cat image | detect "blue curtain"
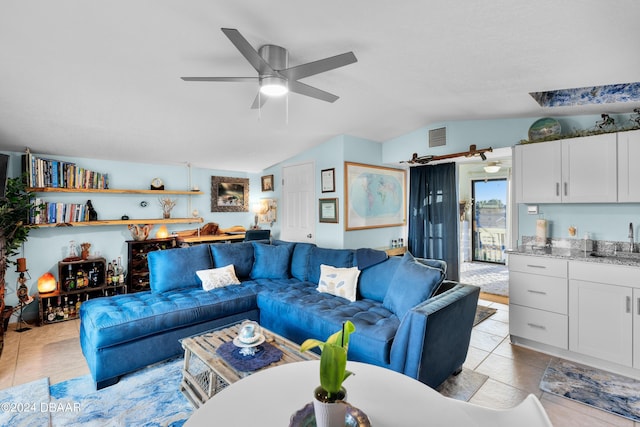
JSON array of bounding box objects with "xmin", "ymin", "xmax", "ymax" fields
[{"xmin": 408, "ymin": 163, "xmax": 459, "ymax": 281}]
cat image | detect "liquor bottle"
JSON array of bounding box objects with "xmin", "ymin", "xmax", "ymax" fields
[
  {"xmin": 76, "ymin": 269, "xmax": 87, "ymax": 289},
  {"xmin": 63, "ymin": 296, "xmax": 69, "ymax": 319},
  {"xmin": 46, "ymin": 299, "xmax": 55, "ymax": 322},
  {"xmin": 64, "ymin": 265, "xmax": 76, "ymax": 291},
  {"xmin": 106, "ymin": 262, "xmax": 114, "ymax": 284},
  {"xmin": 55, "ymin": 296, "xmax": 64, "ymax": 320},
  {"xmin": 111, "ymin": 259, "xmax": 118, "ymax": 285},
  {"xmin": 69, "ymin": 298, "xmax": 76, "ymax": 318},
  {"xmin": 117, "ymin": 256, "xmax": 125, "ymax": 285},
  {"xmin": 88, "ymin": 262, "xmax": 97, "ymax": 287}
]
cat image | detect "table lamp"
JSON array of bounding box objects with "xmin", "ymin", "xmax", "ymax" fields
[{"xmin": 37, "ymin": 272, "xmax": 57, "ymax": 294}]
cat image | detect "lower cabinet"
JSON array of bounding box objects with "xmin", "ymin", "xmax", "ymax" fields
[
  {"xmin": 508, "ymin": 254, "xmax": 568, "ymax": 349},
  {"xmin": 569, "ymin": 261, "xmax": 640, "ymax": 368}
]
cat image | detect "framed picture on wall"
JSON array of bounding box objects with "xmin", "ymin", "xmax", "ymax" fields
[
  {"xmin": 211, "ymin": 176, "xmax": 249, "ymax": 212},
  {"xmin": 261, "ymin": 174, "xmax": 274, "ymax": 192},
  {"xmin": 344, "ymin": 162, "xmax": 406, "ymax": 230},
  {"xmin": 321, "ymin": 168, "xmax": 335, "ymax": 193},
  {"xmin": 319, "ymin": 198, "xmax": 339, "ymax": 223}
]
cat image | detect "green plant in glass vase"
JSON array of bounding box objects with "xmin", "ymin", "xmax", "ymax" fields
[{"xmin": 301, "ymin": 320, "xmax": 356, "ymax": 402}]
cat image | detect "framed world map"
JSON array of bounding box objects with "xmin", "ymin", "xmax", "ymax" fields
[{"xmin": 344, "ymin": 162, "xmax": 406, "ymax": 230}]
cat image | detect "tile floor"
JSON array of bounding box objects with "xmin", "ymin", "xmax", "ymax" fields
[{"xmin": 0, "ymin": 302, "xmax": 637, "ymax": 426}]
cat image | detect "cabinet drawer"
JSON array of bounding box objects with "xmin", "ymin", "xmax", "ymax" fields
[
  {"xmin": 509, "ymin": 254, "xmax": 567, "ymax": 278},
  {"xmin": 509, "ymin": 304, "xmax": 568, "ymax": 349},
  {"xmin": 569, "ymin": 261, "xmax": 640, "ymax": 287},
  {"xmin": 509, "ymin": 271, "xmax": 567, "ymax": 314}
]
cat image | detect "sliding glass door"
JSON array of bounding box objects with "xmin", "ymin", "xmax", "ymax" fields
[{"xmin": 472, "ymin": 178, "xmax": 507, "ymax": 264}]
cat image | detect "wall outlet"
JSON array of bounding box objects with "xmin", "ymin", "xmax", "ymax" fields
[{"xmin": 527, "ymin": 205, "xmax": 539, "ymax": 215}]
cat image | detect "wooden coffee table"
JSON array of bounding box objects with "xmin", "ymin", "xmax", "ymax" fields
[{"xmin": 179, "ymin": 321, "xmax": 319, "ymax": 408}]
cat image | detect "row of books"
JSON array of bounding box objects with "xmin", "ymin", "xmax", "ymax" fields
[
  {"xmin": 22, "ymin": 152, "xmax": 109, "ymax": 189},
  {"xmin": 31, "ymin": 200, "xmax": 91, "ymax": 224}
]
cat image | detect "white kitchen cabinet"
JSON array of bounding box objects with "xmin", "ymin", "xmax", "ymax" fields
[
  {"xmin": 509, "ymin": 254, "xmax": 568, "ymax": 349},
  {"xmin": 569, "ymin": 279, "xmax": 632, "ymax": 366},
  {"xmin": 568, "ymin": 261, "xmax": 640, "ymax": 368},
  {"xmin": 618, "ymin": 129, "xmax": 640, "ymax": 202},
  {"xmin": 514, "ymin": 139, "xmax": 562, "ymax": 203},
  {"xmin": 514, "ymin": 133, "xmax": 617, "ymax": 203}
]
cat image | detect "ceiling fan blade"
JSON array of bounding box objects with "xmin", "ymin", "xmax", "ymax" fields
[
  {"xmin": 288, "ymin": 80, "xmax": 339, "ymax": 103},
  {"xmin": 221, "ymin": 28, "xmax": 275, "ymax": 75},
  {"xmin": 280, "ymin": 52, "xmax": 357, "ymax": 80},
  {"xmin": 250, "ymin": 93, "xmax": 268, "ymax": 110},
  {"xmin": 181, "ymin": 77, "xmax": 258, "ymax": 82}
]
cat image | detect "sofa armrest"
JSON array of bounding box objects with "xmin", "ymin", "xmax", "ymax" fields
[{"xmin": 390, "ymin": 282, "xmax": 480, "ymax": 388}]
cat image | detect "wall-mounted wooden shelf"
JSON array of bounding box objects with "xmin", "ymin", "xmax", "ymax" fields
[
  {"xmin": 34, "ymin": 217, "xmax": 204, "ymax": 227},
  {"xmin": 27, "ymin": 187, "xmax": 203, "ymax": 195}
]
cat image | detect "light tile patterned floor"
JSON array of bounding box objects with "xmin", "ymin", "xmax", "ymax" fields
[{"xmin": 1, "ymin": 301, "xmax": 637, "ymax": 426}]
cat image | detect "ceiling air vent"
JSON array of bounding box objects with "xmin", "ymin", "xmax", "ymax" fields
[{"xmin": 429, "ymin": 127, "xmax": 446, "ymax": 148}]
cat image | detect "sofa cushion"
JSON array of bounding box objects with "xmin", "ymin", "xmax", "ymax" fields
[
  {"xmin": 81, "ymin": 285, "xmax": 261, "ymax": 349},
  {"xmin": 197, "ymin": 265, "xmax": 241, "ymax": 291},
  {"xmin": 257, "ymin": 283, "xmax": 399, "ymax": 366},
  {"xmin": 148, "ymin": 244, "xmax": 213, "ymax": 293},
  {"xmin": 308, "ymin": 247, "xmax": 355, "ymax": 284},
  {"xmin": 210, "ymin": 242, "xmax": 254, "ymax": 279},
  {"xmin": 250, "ymin": 242, "xmax": 293, "ymax": 280},
  {"xmin": 317, "ymin": 264, "xmax": 360, "ymax": 302},
  {"xmin": 383, "ymin": 252, "xmax": 445, "ymax": 318},
  {"xmin": 290, "ymin": 242, "xmax": 316, "ymax": 281},
  {"xmin": 354, "ymin": 248, "xmax": 388, "ymax": 270},
  {"xmin": 358, "ymin": 257, "xmax": 401, "ymax": 302}
]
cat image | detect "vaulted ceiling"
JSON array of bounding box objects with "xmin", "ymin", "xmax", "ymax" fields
[{"xmin": 1, "ymin": 0, "xmax": 639, "ymax": 172}]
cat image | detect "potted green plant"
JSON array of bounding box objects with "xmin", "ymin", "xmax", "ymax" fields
[
  {"xmin": 301, "ymin": 320, "xmax": 356, "ymax": 427},
  {"xmin": 0, "ymin": 176, "xmax": 40, "ymax": 355}
]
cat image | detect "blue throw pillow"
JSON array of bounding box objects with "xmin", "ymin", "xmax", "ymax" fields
[
  {"xmin": 382, "ymin": 252, "xmax": 445, "ymax": 318},
  {"xmin": 148, "ymin": 245, "xmax": 213, "ymax": 293},
  {"xmin": 250, "ymin": 242, "xmax": 293, "ymax": 279},
  {"xmin": 210, "ymin": 242, "xmax": 255, "ymax": 279},
  {"xmin": 290, "ymin": 242, "xmax": 316, "ymax": 281}
]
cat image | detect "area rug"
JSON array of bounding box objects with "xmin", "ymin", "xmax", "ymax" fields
[
  {"xmin": 0, "ymin": 357, "xmax": 193, "ymax": 427},
  {"xmin": 50, "ymin": 357, "xmax": 192, "ymax": 426},
  {"xmin": 0, "ymin": 377, "xmax": 50, "ymax": 427},
  {"xmin": 473, "ymin": 305, "xmax": 497, "ymax": 326},
  {"xmin": 540, "ymin": 359, "xmax": 640, "ymax": 422}
]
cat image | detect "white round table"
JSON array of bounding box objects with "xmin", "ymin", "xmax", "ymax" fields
[{"xmin": 184, "ymin": 360, "xmax": 552, "ymax": 427}]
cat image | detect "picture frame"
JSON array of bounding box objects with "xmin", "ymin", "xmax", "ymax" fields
[
  {"xmin": 344, "ymin": 162, "xmax": 406, "ymax": 230},
  {"xmin": 211, "ymin": 176, "xmax": 249, "ymax": 212},
  {"xmin": 321, "ymin": 168, "xmax": 335, "ymax": 193},
  {"xmin": 319, "ymin": 198, "xmax": 339, "ymax": 223},
  {"xmin": 261, "ymin": 174, "xmax": 274, "ymax": 192}
]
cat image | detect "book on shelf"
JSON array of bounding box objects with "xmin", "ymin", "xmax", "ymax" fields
[
  {"xmin": 31, "ymin": 200, "xmax": 90, "ymax": 225},
  {"xmin": 22, "ymin": 151, "xmax": 109, "ymax": 190}
]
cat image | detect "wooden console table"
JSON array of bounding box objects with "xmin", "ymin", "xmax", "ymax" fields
[{"xmin": 177, "ymin": 234, "xmax": 245, "ymax": 245}]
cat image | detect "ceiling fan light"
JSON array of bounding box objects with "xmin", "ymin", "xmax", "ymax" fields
[
  {"xmin": 260, "ymin": 76, "xmax": 288, "ymax": 97},
  {"xmin": 484, "ymin": 162, "xmax": 501, "ymax": 173}
]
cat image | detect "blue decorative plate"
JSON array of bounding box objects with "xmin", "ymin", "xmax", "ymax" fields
[
  {"xmin": 289, "ymin": 402, "xmax": 371, "ymax": 427},
  {"xmin": 528, "ymin": 117, "xmax": 561, "ymax": 141}
]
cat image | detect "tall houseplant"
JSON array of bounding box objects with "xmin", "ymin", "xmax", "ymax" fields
[
  {"xmin": 0, "ymin": 176, "xmax": 39, "ymax": 354},
  {"xmin": 301, "ymin": 321, "xmax": 356, "ymax": 427}
]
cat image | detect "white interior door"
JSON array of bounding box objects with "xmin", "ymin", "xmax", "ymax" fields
[{"xmin": 281, "ymin": 162, "xmax": 315, "ymax": 243}]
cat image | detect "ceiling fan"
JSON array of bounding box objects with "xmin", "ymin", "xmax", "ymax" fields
[{"xmin": 181, "ymin": 28, "xmax": 357, "ymax": 109}]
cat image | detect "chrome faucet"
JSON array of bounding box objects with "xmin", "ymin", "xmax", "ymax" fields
[{"xmin": 630, "ymin": 223, "xmax": 635, "ymax": 253}]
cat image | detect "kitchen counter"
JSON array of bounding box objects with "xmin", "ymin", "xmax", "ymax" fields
[{"xmin": 507, "ymin": 246, "xmax": 640, "ymax": 268}]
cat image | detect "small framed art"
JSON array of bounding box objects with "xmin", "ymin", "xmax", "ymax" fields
[
  {"xmin": 261, "ymin": 174, "xmax": 274, "ymax": 192},
  {"xmin": 321, "ymin": 168, "xmax": 335, "ymax": 193},
  {"xmin": 319, "ymin": 198, "xmax": 339, "ymax": 223}
]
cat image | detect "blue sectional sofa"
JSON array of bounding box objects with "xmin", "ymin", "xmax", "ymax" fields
[{"xmin": 79, "ymin": 241, "xmax": 480, "ymax": 390}]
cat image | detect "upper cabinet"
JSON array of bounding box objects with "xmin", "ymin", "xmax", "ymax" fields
[
  {"xmin": 618, "ymin": 129, "xmax": 640, "ymax": 202},
  {"xmin": 515, "ymin": 133, "xmax": 618, "ymax": 203}
]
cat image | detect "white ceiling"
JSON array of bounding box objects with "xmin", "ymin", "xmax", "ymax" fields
[{"xmin": 1, "ymin": 0, "xmax": 639, "ymax": 172}]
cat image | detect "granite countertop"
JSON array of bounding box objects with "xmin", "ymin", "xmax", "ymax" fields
[{"xmin": 506, "ymin": 246, "xmax": 640, "ymax": 268}]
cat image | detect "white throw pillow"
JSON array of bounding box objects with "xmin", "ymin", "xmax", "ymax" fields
[
  {"xmin": 196, "ymin": 264, "xmax": 241, "ymax": 291},
  {"xmin": 317, "ymin": 264, "xmax": 360, "ymax": 302}
]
